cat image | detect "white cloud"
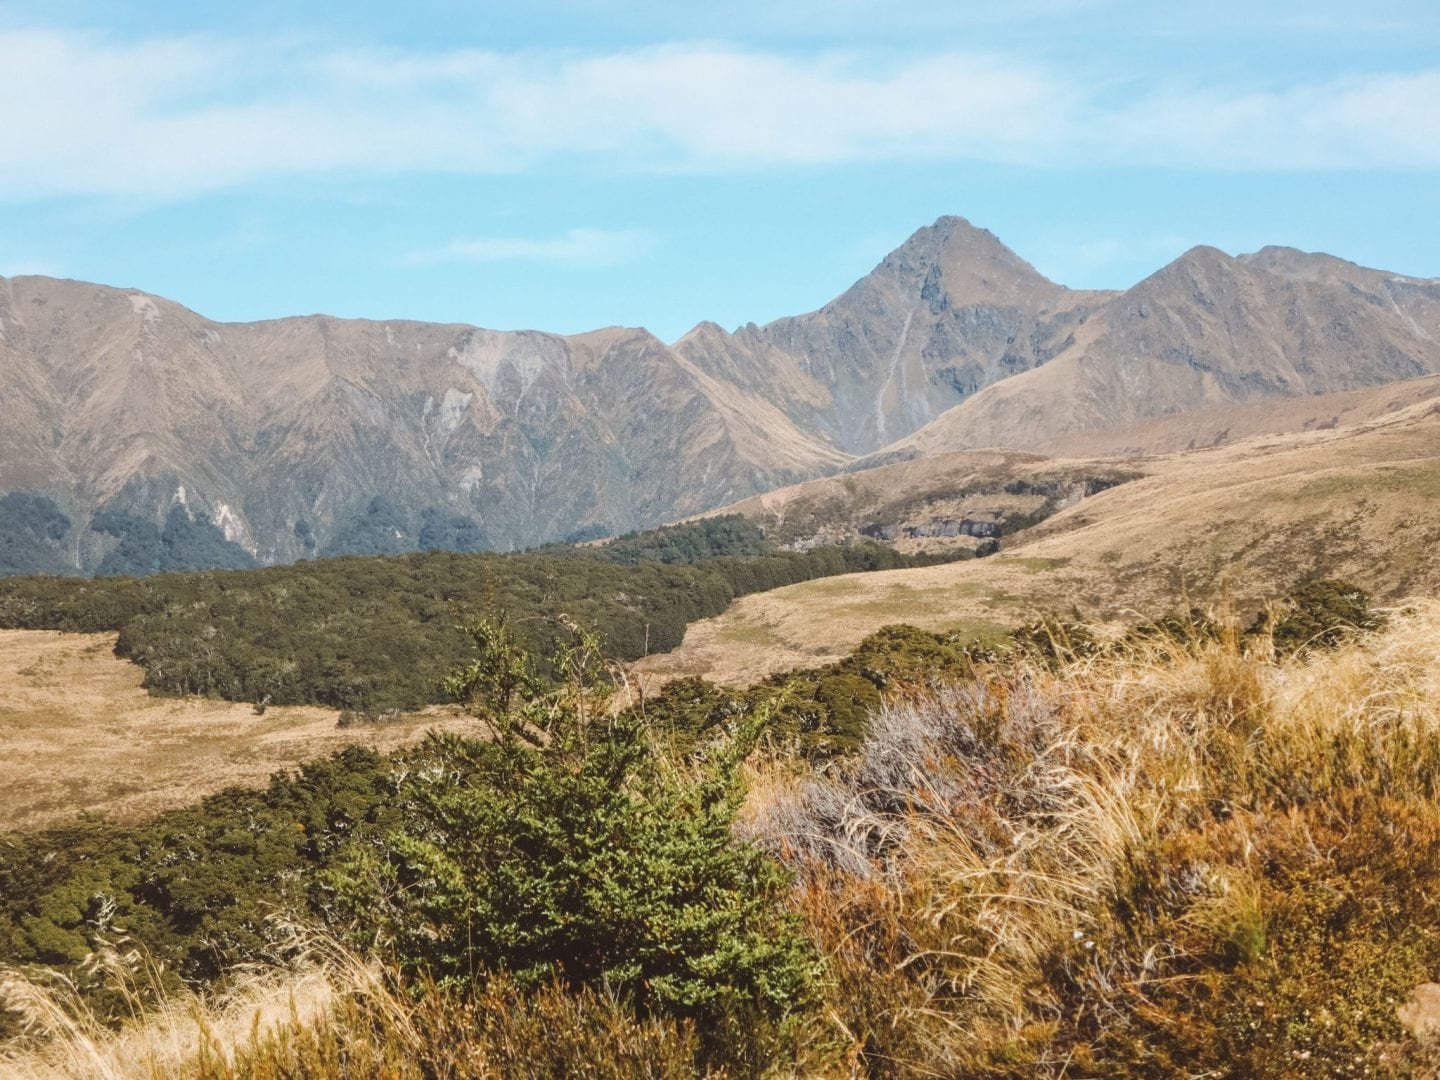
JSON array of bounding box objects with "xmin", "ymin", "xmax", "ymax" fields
[
  {"xmin": 405, "ymin": 228, "xmax": 656, "ymax": 267},
  {"xmin": 0, "ymin": 29, "xmax": 1438, "ymax": 201},
  {"xmin": 1105, "ymin": 71, "xmax": 1440, "ymax": 171}
]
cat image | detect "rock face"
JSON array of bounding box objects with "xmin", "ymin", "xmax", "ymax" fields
[
  {"xmin": 0, "ymin": 282, "xmax": 846, "ymax": 568},
  {"xmin": 3, "ymin": 217, "xmax": 1440, "ymax": 572},
  {"xmin": 695, "ymin": 449, "xmax": 1140, "ymax": 557},
  {"xmin": 678, "ymin": 216, "xmax": 1112, "ymax": 454},
  {"xmin": 876, "ymin": 244, "xmax": 1440, "ymax": 462}
]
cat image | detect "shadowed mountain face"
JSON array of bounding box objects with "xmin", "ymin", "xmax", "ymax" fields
[
  {"xmin": 0, "ymin": 282, "xmax": 846, "ymax": 570},
  {"xmin": 2, "ymin": 216, "xmax": 1439, "ymax": 572}
]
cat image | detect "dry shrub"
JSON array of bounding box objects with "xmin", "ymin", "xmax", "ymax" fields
[
  {"xmin": 0, "ymin": 941, "xmax": 334, "ymax": 1080},
  {"xmin": 746, "ymin": 600, "xmax": 1440, "ymax": 1077},
  {"xmin": 0, "ymin": 939, "xmax": 758, "ymax": 1079},
  {"xmin": 217, "ymin": 975, "xmax": 719, "ymax": 1079},
  {"xmin": 2, "ymin": 925, "xmax": 825, "ymax": 1079}
]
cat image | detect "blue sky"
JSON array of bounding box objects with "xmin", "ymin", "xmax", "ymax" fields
[{"xmin": 1, "ymin": 1, "xmax": 1438, "ymax": 341}]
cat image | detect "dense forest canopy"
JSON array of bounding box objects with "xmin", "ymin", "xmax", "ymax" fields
[{"xmin": 0, "ymin": 516, "xmax": 972, "ymax": 711}]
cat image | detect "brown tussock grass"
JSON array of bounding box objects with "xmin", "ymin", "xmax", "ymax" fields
[
  {"xmin": 10, "ymin": 603, "xmax": 1440, "ymax": 1076},
  {"xmin": 0, "ymin": 934, "xmax": 339, "ymax": 1079},
  {"xmin": 644, "ymin": 408, "xmax": 1440, "ymax": 688},
  {"xmin": 0, "ymin": 929, "xmax": 778, "ymax": 1080},
  {"xmin": 743, "ymin": 598, "xmax": 1440, "ymax": 1075}
]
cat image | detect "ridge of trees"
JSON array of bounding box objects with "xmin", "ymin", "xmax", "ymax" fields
[{"xmin": 0, "ymin": 516, "xmax": 970, "ymax": 711}]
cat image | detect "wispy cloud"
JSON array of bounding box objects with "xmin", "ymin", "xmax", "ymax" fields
[
  {"xmin": 1, "ymin": 29, "xmax": 1438, "ymax": 202},
  {"xmin": 404, "ymin": 228, "xmax": 656, "ymax": 267}
]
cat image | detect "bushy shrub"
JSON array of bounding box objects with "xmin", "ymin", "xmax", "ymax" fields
[
  {"xmin": 329, "ymin": 626, "xmax": 819, "ymax": 1034},
  {"xmin": 640, "ymin": 623, "xmax": 996, "ymax": 759},
  {"xmin": 332, "ymin": 729, "xmax": 817, "ymax": 1023},
  {"xmin": 1266, "ymin": 577, "xmax": 1381, "ymax": 654}
]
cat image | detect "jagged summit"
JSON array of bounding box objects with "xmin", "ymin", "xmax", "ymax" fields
[
  {"xmin": 674, "ymin": 320, "xmax": 731, "ymax": 346},
  {"xmin": 685, "ymin": 215, "xmax": 1106, "ymax": 455},
  {"xmin": 873, "ymin": 234, "xmax": 1440, "ymax": 462},
  {"xmin": 886, "ymin": 215, "xmax": 1065, "ymax": 307}
]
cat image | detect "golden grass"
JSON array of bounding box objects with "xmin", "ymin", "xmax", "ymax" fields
[
  {"xmin": 0, "ymin": 956, "xmax": 337, "ymax": 1080},
  {"xmin": 0, "ymin": 630, "xmax": 477, "ymax": 830},
  {"xmin": 738, "ymin": 598, "xmax": 1440, "ymax": 1075},
  {"xmin": 641, "ymin": 405, "xmax": 1440, "ymax": 688},
  {"xmin": 0, "ymin": 931, "xmax": 790, "ymax": 1080},
  {"xmin": 9, "ymin": 605, "xmax": 1440, "ymax": 1075},
  {"xmin": 1032, "ymin": 372, "xmax": 1440, "ymax": 459}
]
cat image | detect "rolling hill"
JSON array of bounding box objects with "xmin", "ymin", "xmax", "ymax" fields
[{"xmin": 640, "ymin": 389, "xmax": 1440, "ymax": 685}]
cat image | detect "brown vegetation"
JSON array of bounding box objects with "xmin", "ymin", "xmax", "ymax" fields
[
  {"xmin": 644, "ymin": 399, "xmax": 1440, "ymax": 685},
  {"xmin": 0, "ymin": 630, "xmax": 473, "ymax": 829},
  {"xmin": 8, "ymin": 600, "xmax": 1440, "ymax": 1075},
  {"xmin": 736, "ymin": 598, "xmax": 1440, "ymax": 1074}
]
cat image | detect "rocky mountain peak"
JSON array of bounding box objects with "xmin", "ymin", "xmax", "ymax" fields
[
  {"xmin": 1164, "ymin": 244, "xmax": 1236, "ymax": 272},
  {"xmin": 676, "ymin": 320, "xmax": 730, "ymax": 346},
  {"xmin": 1237, "ymin": 245, "xmax": 1396, "ymax": 286},
  {"xmin": 878, "ymin": 215, "xmax": 1062, "ymax": 310}
]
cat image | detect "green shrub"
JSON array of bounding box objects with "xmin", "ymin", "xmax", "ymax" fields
[
  {"xmin": 1266, "ymin": 578, "xmax": 1381, "ymax": 654},
  {"xmin": 329, "ymin": 628, "xmax": 818, "ymax": 1031},
  {"xmin": 640, "ymin": 623, "xmax": 996, "ymax": 759}
]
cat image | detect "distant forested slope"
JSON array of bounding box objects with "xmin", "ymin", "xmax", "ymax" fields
[{"xmin": 0, "ymin": 517, "xmax": 967, "ymax": 711}]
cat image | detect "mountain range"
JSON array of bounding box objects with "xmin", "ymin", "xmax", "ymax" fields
[{"xmin": 3, "ymin": 215, "xmax": 1439, "ymax": 574}]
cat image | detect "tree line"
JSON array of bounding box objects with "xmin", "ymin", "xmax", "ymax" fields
[{"xmin": 0, "ymin": 516, "xmax": 965, "ymax": 711}]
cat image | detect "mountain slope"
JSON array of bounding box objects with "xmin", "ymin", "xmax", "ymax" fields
[
  {"xmin": 694, "ymin": 449, "xmax": 1139, "ymax": 554},
  {"xmin": 678, "ymin": 216, "xmax": 1113, "ymax": 454},
  {"xmin": 0, "ymin": 277, "xmax": 846, "ymax": 567},
  {"xmin": 5, "ymin": 219, "xmax": 1440, "ymax": 572},
  {"xmin": 639, "ymin": 396, "xmax": 1440, "ymax": 684},
  {"xmin": 875, "ymin": 246, "xmax": 1440, "ymax": 461}
]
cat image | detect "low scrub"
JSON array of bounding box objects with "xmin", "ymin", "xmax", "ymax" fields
[
  {"xmin": 0, "ymin": 932, "xmax": 811, "ymax": 1079},
  {"xmin": 6, "ymin": 585, "xmax": 1439, "ymax": 1076},
  {"xmin": 744, "ymin": 598, "xmax": 1440, "ymax": 1075}
]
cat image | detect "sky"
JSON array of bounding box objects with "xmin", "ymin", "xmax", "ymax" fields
[{"xmin": 1, "ymin": 1, "xmax": 1438, "ymax": 341}]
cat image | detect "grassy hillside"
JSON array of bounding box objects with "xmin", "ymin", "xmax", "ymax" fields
[
  {"xmin": 696, "ymin": 450, "xmax": 1141, "ymax": 555},
  {"xmin": 640, "ymin": 400, "xmax": 1440, "ymax": 685},
  {"xmin": 0, "ymin": 630, "xmax": 477, "ymax": 830}
]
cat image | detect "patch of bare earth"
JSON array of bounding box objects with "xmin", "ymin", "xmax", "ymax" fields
[{"xmin": 0, "ymin": 630, "xmax": 475, "ymax": 831}]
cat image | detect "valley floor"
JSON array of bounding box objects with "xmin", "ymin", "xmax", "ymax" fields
[{"xmin": 0, "ymin": 630, "xmax": 474, "ymax": 829}]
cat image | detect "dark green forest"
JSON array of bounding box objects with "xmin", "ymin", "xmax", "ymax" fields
[
  {"xmin": 0, "ymin": 494, "xmax": 263, "ymax": 577},
  {"xmin": 0, "ymin": 516, "xmax": 969, "ymax": 711},
  {"xmin": 0, "ymin": 493, "xmax": 76, "ymax": 576}
]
